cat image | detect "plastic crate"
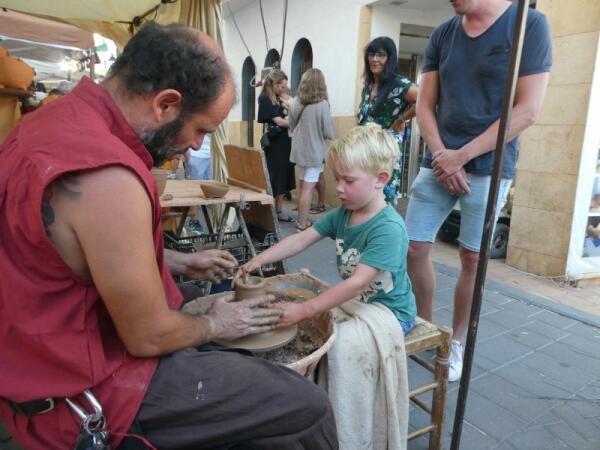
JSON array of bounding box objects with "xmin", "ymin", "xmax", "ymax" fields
[{"xmin": 164, "ymin": 230, "xmax": 279, "ymax": 270}]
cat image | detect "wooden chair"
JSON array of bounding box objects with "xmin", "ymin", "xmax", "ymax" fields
[{"xmin": 405, "ymin": 317, "xmax": 452, "ymax": 450}]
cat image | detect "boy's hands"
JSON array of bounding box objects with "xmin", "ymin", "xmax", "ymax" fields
[
  {"xmin": 205, "ymin": 292, "xmax": 282, "ymax": 341},
  {"xmin": 238, "ymin": 255, "xmax": 264, "ymax": 278},
  {"xmin": 273, "ymin": 302, "xmax": 309, "ymax": 328}
]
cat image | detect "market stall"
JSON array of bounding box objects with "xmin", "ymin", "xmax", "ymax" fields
[{"xmin": 0, "ymin": 0, "xmax": 229, "ymax": 185}]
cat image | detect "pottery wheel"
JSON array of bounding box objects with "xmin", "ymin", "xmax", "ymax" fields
[{"xmin": 213, "ymin": 325, "xmax": 298, "ymax": 352}]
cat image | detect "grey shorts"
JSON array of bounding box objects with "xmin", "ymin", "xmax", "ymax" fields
[{"xmin": 405, "ymin": 168, "xmax": 511, "ymax": 252}]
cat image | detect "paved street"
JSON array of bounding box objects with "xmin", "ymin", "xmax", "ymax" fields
[{"xmin": 283, "ymin": 218, "xmax": 600, "ymax": 450}]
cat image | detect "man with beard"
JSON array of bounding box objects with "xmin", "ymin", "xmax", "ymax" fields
[{"xmin": 0, "ymin": 23, "xmax": 337, "ymax": 450}]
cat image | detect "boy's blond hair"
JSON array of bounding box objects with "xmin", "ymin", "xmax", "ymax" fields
[{"xmin": 327, "ymin": 124, "xmax": 397, "ymax": 176}]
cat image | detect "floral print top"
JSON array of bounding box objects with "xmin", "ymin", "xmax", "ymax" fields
[{"xmin": 357, "ymin": 74, "xmax": 414, "ymax": 204}]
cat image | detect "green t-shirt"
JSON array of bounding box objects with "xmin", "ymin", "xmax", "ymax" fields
[{"xmin": 313, "ymin": 205, "xmax": 416, "ymax": 323}]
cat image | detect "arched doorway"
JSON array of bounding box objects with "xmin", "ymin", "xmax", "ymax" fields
[
  {"xmin": 291, "ymin": 38, "xmax": 313, "ymax": 95},
  {"xmin": 264, "ymin": 48, "xmax": 280, "ymax": 72},
  {"xmin": 241, "ymin": 57, "xmax": 256, "ymax": 146}
]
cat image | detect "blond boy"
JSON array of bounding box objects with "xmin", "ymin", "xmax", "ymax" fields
[{"xmin": 242, "ymin": 125, "xmax": 416, "ymax": 332}]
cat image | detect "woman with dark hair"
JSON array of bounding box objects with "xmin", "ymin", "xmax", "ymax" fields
[
  {"xmin": 358, "ymin": 36, "xmax": 418, "ymax": 204},
  {"xmin": 257, "ymin": 69, "xmax": 296, "ymax": 221}
]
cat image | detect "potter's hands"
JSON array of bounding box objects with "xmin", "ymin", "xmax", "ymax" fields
[
  {"xmin": 432, "ymin": 149, "xmax": 468, "ymax": 181},
  {"xmin": 439, "ymin": 168, "xmax": 471, "ymax": 195},
  {"xmin": 273, "ymin": 302, "xmax": 308, "ymax": 328},
  {"xmin": 205, "ymin": 292, "xmax": 282, "ymax": 341},
  {"xmin": 184, "ymin": 250, "xmax": 238, "ymax": 283},
  {"xmin": 238, "ymin": 255, "xmax": 265, "ymax": 278}
]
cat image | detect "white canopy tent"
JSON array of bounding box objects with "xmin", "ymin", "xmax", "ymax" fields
[
  {"xmin": 0, "ymin": 8, "xmax": 95, "ymax": 82},
  {"xmin": 0, "ymin": 0, "xmax": 230, "ymax": 184}
]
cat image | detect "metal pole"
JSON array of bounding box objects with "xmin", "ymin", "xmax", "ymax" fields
[{"xmin": 450, "ymin": 1, "xmax": 529, "ymax": 449}]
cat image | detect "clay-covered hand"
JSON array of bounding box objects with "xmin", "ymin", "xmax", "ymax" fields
[
  {"xmin": 273, "ymin": 301, "xmax": 308, "ymax": 328},
  {"xmin": 238, "ymin": 255, "xmax": 264, "ymax": 278},
  {"xmin": 206, "ymin": 292, "xmax": 282, "ymax": 340},
  {"xmin": 184, "ymin": 249, "xmax": 238, "ymax": 283},
  {"xmin": 439, "ymin": 168, "xmax": 471, "ymax": 195},
  {"xmin": 432, "ymin": 149, "xmax": 467, "ymax": 180}
]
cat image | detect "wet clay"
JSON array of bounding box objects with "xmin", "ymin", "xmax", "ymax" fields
[
  {"xmin": 234, "ymin": 275, "xmax": 267, "ymax": 301},
  {"xmin": 256, "ymin": 289, "xmax": 325, "ymax": 364},
  {"xmin": 257, "ymin": 317, "xmax": 326, "ymax": 364},
  {"xmin": 215, "ymin": 279, "xmax": 300, "ymax": 352}
]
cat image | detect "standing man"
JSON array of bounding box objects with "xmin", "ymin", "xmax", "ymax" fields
[
  {"xmin": 0, "ymin": 23, "xmax": 337, "ymax": 449},
  {"xmin": 405, "ymin": 0, "xmax": 552, "ymax": 381}
]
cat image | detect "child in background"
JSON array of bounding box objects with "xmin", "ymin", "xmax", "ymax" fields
[
  {"xmin": 279, "ymin": 85, "xmax": 292, "ymax": 116},
  {"xmin": 241, "ymin": 125, "xmax": 416, "ymax": 333}
]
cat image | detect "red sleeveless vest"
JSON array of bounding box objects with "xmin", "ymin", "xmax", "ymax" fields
[{"xmin": 0, "ymin": 77, "xmax": 183, "ymax": 449}]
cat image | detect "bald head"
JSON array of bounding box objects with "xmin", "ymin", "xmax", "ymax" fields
[{"xmin": 107, "ymin": 22, "xmax": 232, "ymax": 115}]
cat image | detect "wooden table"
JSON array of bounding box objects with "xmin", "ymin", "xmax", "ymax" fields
[
  {"xmin": 160, "ymin": 179, "xmax": 274, "ymax": 208},
  {"xmin": 160, "ymin": 180, "xmax": 275, "ymax": 292}
]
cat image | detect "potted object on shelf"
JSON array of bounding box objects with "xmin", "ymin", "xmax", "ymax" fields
[{"xmin": 0, "ymin": 56, "xmax": 34, "ymax": 90}]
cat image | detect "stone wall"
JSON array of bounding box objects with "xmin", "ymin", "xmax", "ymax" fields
[{"xmin": 507, "ymin": 0, "xmax": 600, "ymax": 276}]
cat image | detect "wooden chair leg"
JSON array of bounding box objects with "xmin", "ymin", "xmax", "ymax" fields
[{"xmin": 429, "ymin": 326, "xmax": 452, "ymax": 450}]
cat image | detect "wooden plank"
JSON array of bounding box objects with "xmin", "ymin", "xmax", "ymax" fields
[
  {"xmin": 227, "ymin": 176, "xmax": 266, "ymax": 193},
  {"xmin": 224, "ymin": 145, "xmax": 269, "ymax": 192}
]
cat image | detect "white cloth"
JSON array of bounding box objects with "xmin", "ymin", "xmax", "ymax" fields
[{"xmin": 318, "ymin": 300, "xmax": 408, "ymax": 450}]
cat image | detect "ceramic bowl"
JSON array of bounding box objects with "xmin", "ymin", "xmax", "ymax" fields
[{"xmin": 200, "ymin": 181, "xmax": 230, "ymax": 198}]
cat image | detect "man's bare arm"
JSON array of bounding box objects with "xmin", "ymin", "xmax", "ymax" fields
[
  {"xmin": 417, "ymin": 71, "xmax": 471, "ymax": 194},
  {"xmin": 416, "ymin": 71, "xmax": 445, "ymax": 155},
  {"xmin": 50, "ymin": 166, "xmax": 279, "ymax": 357},
  {"xmin": 61, "ymin": 167, "xmax": 213, "ymax": 356}
]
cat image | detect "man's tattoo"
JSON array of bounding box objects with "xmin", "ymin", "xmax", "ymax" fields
[
  {"xmin": 41, "ymin": 173, "xmax": 82, "ymax": 237},
  {"xmin": 56, "ymin": 174, "xmax": 82, "ymax": 200}
]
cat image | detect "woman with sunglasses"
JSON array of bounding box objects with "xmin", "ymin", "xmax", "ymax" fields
[{"xmin": 358, "ymin": 36, "xmax": 418, "ymax": 204}]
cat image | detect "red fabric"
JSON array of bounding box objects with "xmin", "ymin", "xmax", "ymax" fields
[{"xmin": 0, "ymin": 77, "xmax": 183, "ymax": 449}]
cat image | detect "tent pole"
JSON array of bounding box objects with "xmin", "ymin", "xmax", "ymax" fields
[
  {"xmin": 449, "ymin": 1, "xmax": 529, "ymax": 449},
  {"xmin": 89, "ymin": 49, "xmax": 95, "ymax": 81}
]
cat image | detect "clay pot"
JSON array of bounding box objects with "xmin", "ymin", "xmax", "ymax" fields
[
  {"xmin": 200, "ymin": 181, "xmax": 230, "ymax": 198},
  {"xmin": 0, "ymin": 56, "xmax": 34, "ymax": 90},
  {"xmin": 151, "ymin": 168, "xmax": 168, "ymax": 196},
  {"xmin": 234, "ymin": 275, "xmax": 266, "ymax": 301}
]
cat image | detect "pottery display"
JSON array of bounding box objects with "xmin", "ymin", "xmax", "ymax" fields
[
  {"xmin": 151, "ymin": 168, "xmax": 168, "ymax": 195},
  {"xmin": 0, "ymin": 56, "xmax": 34, "ymax": 90},
  {"xmin": 200, "ymin": 181, "xmax": 230, "ymax": 198}
]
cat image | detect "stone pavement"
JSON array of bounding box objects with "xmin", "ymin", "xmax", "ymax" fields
[{"xmin": 281, "ymin": 218, "xmax": 600, "ymax": 450}]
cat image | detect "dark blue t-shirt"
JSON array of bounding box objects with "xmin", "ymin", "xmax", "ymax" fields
[{"xmin": 421, "ymin": 5, "xmax": 552, "ymax": 178}]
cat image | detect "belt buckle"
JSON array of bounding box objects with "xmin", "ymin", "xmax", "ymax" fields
[{"xmin": 38, "ymin": 398, "xmax": 55, "ymax": 414}]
